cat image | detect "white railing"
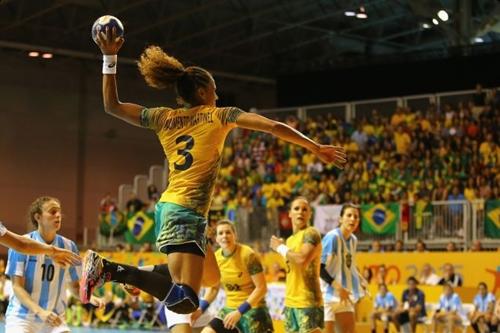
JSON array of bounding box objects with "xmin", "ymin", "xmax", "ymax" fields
[
  {"xmin": 404, "ymin": 200, "xmax": 470, "ymax": 250},
  {"xmin": 471, "ymin": 199, "xmax": 499, "ymax": 246},
  {"xmin": 230, "ymin": 200, "xmax": 499, "ymax": 251},
  {"xmin": 255, "ymin": 87, "xmax": 496, "ymax": 120}
]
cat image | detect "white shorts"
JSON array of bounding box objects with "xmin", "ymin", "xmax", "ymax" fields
[
  {"xmin": 324, "ymin": 302, "xmax": 355, "ymax": 322},
  {"xmin": 5, "ymin": 315, "xmax": 70, "ymax": 333},
  {"xmin": 164, "ymin": 307, "xmax": 213, "ymax": 329}
]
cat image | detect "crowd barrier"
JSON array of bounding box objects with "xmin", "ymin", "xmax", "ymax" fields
[
  {"xmin": 231, "ymin": 199, "xmax": 500, "ymax": 250},
  {"xmin": 91, "ymin": 251, "xmax": 499, "ymax": 333},
  {"xmin": 97, "ymin": 251, "xmax": 500, "ymax": 290}
]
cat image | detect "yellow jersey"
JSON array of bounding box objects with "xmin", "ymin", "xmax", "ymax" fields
[
  {"xmin": 284, "ymin": 226, "xmax": 323, "ymax": 308},
  {"xmin": 140, "ymin": 106, "xmax": 243, "ymax": 217},
  {"xmin": 215, "ymin": 244, "xmax": 265, "ymax": 308}
]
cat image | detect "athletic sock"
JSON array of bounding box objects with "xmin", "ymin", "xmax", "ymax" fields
[{"xmin": 101, "ymin": 260, "xmax": 173, "ymax": 300}]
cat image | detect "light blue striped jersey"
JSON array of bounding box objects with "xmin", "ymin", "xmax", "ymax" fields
[
  {"xmin": 473, "ymin": 292, "xmax": 496, "ymax": 312},
  {"xmin": 321, "ymin": 228, "xmax": 365, "ymax": 303},
  {"xmin": 375, "ymin": 292, "xmax": 397, "ymax": 309},
  {"xmin": 438, "ymin": 292, "xmax": 462, "ymax": 313},
  {"xmin": 6, "ymin": 231, "xmax": 81, "ymax": 321}
]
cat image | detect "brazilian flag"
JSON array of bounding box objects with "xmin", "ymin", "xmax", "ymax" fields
[
  {"xmin": 361, "ymin": 203, "xmax": 399, "ymax": 235},
  {"xmin": 485, "ymin": 200, "xmax": 500, "ymax": 238},
  {"xmin": 99, "ymin": 211, "xmax": 126, "ymax": 237},
  {"xmin": 125, "ymin": 211, "xmax": 156, "ymax": 244}
]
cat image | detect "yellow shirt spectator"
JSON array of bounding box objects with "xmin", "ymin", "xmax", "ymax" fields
[
  {"xmin": 347, "ymin": 141, "xmax": 359, "ymax": 152},
  {"xmin": 362, "ymin": 123, "xmax": 375, "ymax": 136},
  {"xmin": 394, "ymin": 130, "xmax": 411, "ymax": 154},
  {"xmin": 267, "ymin": 191, "xmax": 285, "ymax": 209},
  {"xmin": 479, "ymin": 141, "xmax": 492, "ymax": 160},
  {"xmin": 391, "ymin": 111, "xmax": 405, "ymax": 127},
  {"xmin": 302, "ymin": 152, "xmax": 315, "ymax": 165},
  {"xmin": 420, "ymin": 118, "xmax": 431, "ymax": 131}
]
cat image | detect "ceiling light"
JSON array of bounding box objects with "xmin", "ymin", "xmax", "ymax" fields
[
  {"xmin": 437, "ymin": 10, "xmax": 449, "ymax": 22},
  {"xmin": 28, "ymin": 51, "xmax": 39, "ymax": 57},
  {"xmin": 422, "ymin": 23, "xmax": 431, "ymax": 29},
  {"xmin": 42, "ymin": 53, "xmax": 53, "ymax": 59},
  {"xmin": 432, "ymin": 18, "xmax": 439, "ymax": 25},
  {"xmin": 344, "ymin": 11, "xmax": 356, "ymax": 17}
]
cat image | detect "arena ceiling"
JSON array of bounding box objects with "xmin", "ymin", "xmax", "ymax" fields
[{"xmin": 0, "ymin": 0, "xmax": 499, "ymax": 83}]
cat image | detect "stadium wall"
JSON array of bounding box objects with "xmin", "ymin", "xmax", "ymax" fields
[{"xmin": 0, "ymin": 49, "xmax": 276, "ymax": 249}]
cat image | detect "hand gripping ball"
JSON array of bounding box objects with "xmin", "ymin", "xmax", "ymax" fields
[{"xmin": 91, "ymin": 15, "xmax": 124, "ymax": 44}]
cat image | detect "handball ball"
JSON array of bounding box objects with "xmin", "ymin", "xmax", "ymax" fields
[{"xmin": 91, "ymin": 15, "xmax": 124, "ymax": 43}]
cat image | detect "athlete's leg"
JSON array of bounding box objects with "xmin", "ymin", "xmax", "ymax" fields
[
  {"xmin": 408, "ymin": 309, "xmax": 419, "ymax": 333},
  {"xmin": 122, "ymin": 245, "xmax": 218, "ymax": 293},
  {"xmin": 155, "ymin": 202, "xmax": 210, "ymax": 313},
  {"xmin": 324, "ymin": 302, "xmax": 336, "ymax": 333},
  {"xmin": 81, "ymin": 247, "xmax": 218, "ymax": 315},
  {"xmin": 80, "ymin": 250, "xmax": 174, "ymax": 303},
  {"xmin": 171, "ymin": 324, "xmax": 192, "ymax": 333},
  {"xmin": 324, "ymin": 321, "xmax": 335, "ymax": 333},
  {"xmin": 334, "ymin": 312, "xmax": 355, "ymax": 333},
  {"xmin": 166, "ymin": 251, "xmax": 205, "ymax": 312},
  {"xmin": 371, "ymin": 311, "xmax": 381, "ymax": 332},
  {"xmin": 160, "ymin": 242, "xmax": 222, "ymax": 313}
]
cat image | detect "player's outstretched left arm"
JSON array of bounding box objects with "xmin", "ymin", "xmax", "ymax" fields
[
  {"xmin": 0, "ymin": 225, "xmax": 81, "ymax": 266},
  {"xmin": 95, "ymin": 26, "xmax": 144, "ymax": 127},
  {"xmin": 236, "ymin": 112, "xmax": 347, "ymax": 169}
]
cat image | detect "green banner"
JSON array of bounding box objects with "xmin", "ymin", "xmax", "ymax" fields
[
  {"xmin": 99, "ymin": 211, "xmax": 126, "ymax": 237},
  {"xmin": 125, "ymin": 211, "xmax": 156, "ymax": 244},
  {"xmin": 485, "ymin": 200, "xmax": 500, "ymax": 238},
  {"xmin": 361, "ymin": 203, "xmax": 399, "ymax": 235}
]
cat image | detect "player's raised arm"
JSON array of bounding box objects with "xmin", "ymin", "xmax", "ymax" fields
[
  {"xmin": 235, "ymin": 111, "xmax": 347, "ymax": 169},
  {"xmin": 94, "ymin": 23, "xmax": 144, "ymax": 127}
]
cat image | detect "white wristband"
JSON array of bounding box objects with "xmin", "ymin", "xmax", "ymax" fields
[
  {"xmin": 276, "ymin": 244, "xmax": 289, "ymax": 258},
  {"xmin": 102, "ymin": 55, "xmax": 117, "ymax": 74}
]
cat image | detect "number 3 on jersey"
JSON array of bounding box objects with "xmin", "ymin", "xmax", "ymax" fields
[{"xmin": 174, "ymin": 135, "xmax": 195, "ymax": 171}]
